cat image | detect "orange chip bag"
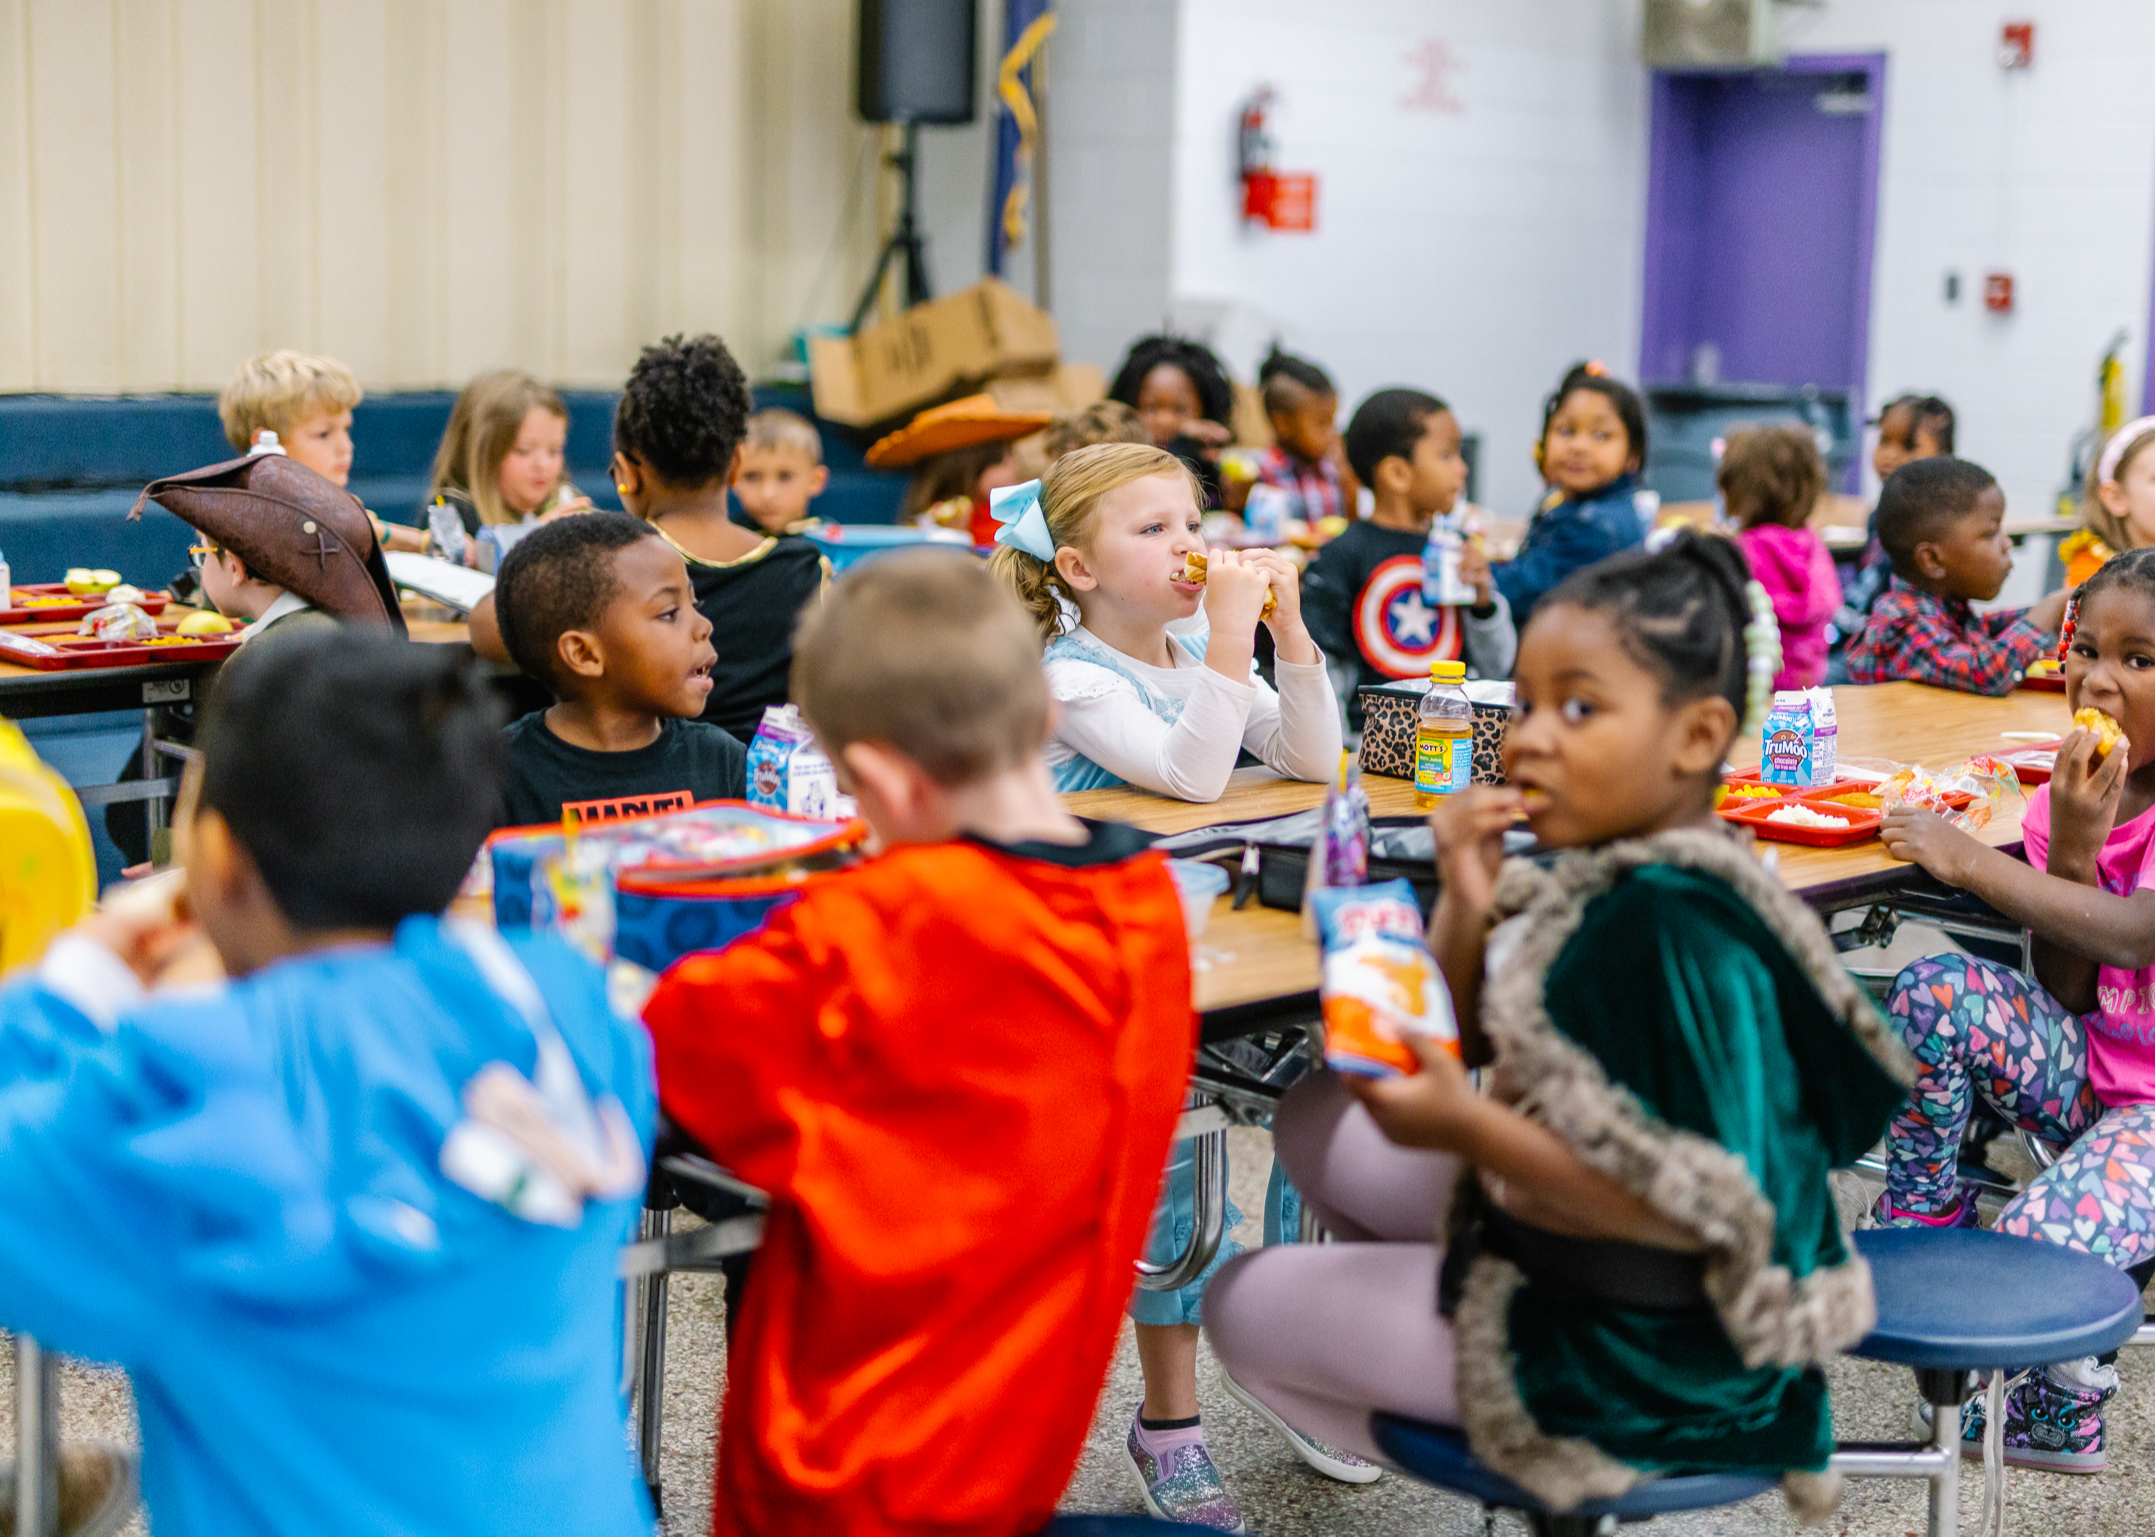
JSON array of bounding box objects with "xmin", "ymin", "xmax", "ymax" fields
[{"xmin": 1312, "ymin": 880, "xmax": 1459, "ymax": 1077}]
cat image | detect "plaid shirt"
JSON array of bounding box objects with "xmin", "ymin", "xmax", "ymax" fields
[
  {"xmin": 1254, "ymin": 445, "xmax": 1345, "ymax": 525},
  {"xmin": 1844, "ymin": 578, "xmax": 2049, "ymax": 697}
]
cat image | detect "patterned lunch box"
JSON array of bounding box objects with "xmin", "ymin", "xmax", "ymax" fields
[{"xmin": 1357, "ymin": 678, "xmax": 1513, "ymax": 785}]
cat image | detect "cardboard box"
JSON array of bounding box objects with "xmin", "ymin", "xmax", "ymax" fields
[
  {"xmin": 987, "ymin": 362, "xmax": 1105, "ymax": 416},
  {"xmin": 809, "ymin": 277, "xmax": 1060, "ymax": 428}
]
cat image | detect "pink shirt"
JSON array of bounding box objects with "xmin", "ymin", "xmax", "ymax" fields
[
  {"xmin": 1735, "ymin": 523, "xmax": 1841, "ymax": 690},
  {"xmin": 2021, "ymin": 786, "xmax": 2155, "ymax": 1106}
]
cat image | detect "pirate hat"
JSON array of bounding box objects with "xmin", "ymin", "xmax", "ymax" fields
[
  {"xmin": 130, "ymin": 454, "xmax": 406, "ymax": 634},
  {"xmin": 863, "ymin": 394, "xmax": 1053, "ymax": 470}
]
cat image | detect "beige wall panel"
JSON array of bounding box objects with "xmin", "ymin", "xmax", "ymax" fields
[
  {"xmin": 438, "ymin": 0, "xmax": 523, "ymax": 383},
  {"xmin": 383, "ymin": 0, "xmax": 446, "ymax": 386},
  {"xmin": 27, "ymin": 0, "xmax": 122, "ymax": 390},
  {"xmin": 0, "ymin": 0, "xmax": 38, "ymax": 390},
  {"xmin": 667, "ymin": 0, "xmax": 745, "ymax": 347},
  {"xmin": 312, "ymin": 0, "xmax": 395, "ymax": 382},
  {"xmin": 4, "ymin": 0, "xmax": 843, "ymax": 392},
  {"xmin": 114, "ymin": 0, "xmax": 181, "ymax": 389},
  {"xmin": 557, "ymin": 0, "xmax": 633, "ymax": 384},
  {"xmin": 172, "ymin": 0, "xmax": 259, "ymax": 386},
  {"xmin": 252, "ymin": 0, "xmax": 317, "ymax": 354}
]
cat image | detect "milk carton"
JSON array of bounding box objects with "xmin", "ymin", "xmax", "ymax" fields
[
  {"xmin": 1759, "ymin": 688, "xmax": 1838, "ymax": 787},
  {"xmin": 1419, "ymin": 515, "xmax": 1479, "ymax": 606},
  {"xmin": 746, "ymin": 705, "xmax": 857, "ymax": 820}
]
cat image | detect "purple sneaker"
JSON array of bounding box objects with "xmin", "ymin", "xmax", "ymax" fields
[
  {"xmin": 1915, "ymin": 1358, "xmax": 2118, "ymax": 1473},
  {"xmin": 1123, "ymin": 1407, "xmax": 1245, "ymax": 1532},
  {"xmin": 1870, "ymin": 1188, "xmax": 1979, "ymax": 1230}
]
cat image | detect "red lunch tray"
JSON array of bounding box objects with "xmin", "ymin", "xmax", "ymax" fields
[
  {"xmin": 1717, "ymin": 771, "xmax": 1866, "ymax": 819},
  {"xmin": 1720, "ymin": 794, "xmax": 1883, "ymax": 847},
  {"xmin": 2002, "ymin": 742, "xmax": 2059, "ymax": 785},
  {"xmin": 2, "ymin": 584, "xmax": 168, "ymax": 625},
  {"xmin": 0, "ymin": 632, "xmax": 244, "ymax": 671}
]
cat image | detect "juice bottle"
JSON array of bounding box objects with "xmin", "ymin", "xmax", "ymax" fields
[{"xmin": 1414, "ymin": 659, "xmax": 1473, "ymax": 810}]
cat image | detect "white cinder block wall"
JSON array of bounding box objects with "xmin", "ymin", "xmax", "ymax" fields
[
  {"xmin": 1795, "ymin": 0, "xmax": 2155, "ymax": 515},
  {"xmin": 1042, "ymin": 0, "xmax": 1183, "ymax": 381},
  {"xmin": 1164, "ymin": 0, "xmax": 1649, "ymax": 520},
  {"xmin": 1042, "ymin": 0, "xmax": 2155, "ymax": 526}
]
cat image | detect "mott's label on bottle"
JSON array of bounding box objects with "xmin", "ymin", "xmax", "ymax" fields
[{"xmin": 1414, "ymin": 725, "xmax": 1472, "ymax": 797}]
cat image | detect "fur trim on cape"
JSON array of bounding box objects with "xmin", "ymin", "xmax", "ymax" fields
[{"xmin": 1451, "ymin": 826, "xmax": 1912, "ymax": 1518}]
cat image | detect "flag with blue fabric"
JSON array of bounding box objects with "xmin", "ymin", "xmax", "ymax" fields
[{"xmin": 987, "ymin": 0, "xmax": 1055, "ymax": 276}]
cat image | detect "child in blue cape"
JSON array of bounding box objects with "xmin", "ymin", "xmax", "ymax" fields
[
  {"xmin": 0, "ymin": 632, "xmax": 653, "ymax": 1537},
  {"xmin": 1493, "ymin": 362, "xmax": 1654, "ymax": 623}
]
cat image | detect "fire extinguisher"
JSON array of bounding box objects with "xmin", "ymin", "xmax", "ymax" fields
[{"xmin": 1238, "ymin": 85, "xmax": 1277, "ymax": 222}]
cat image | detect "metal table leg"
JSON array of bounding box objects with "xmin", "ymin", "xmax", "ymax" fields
[
  {"xmin": 1134, "ymin": 1121, "xmax": 1227, "ymax": 1292},
  {"xmin": 15, "ymin": 1335, "xmax": 59, "ymax": 1537},
  {"xmin": 635, "ymin": 1208, "xmax": 671, "ymax": 1512}
]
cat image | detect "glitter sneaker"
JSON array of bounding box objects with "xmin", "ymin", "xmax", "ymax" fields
[
  {"xmin": 1122, "ymin": 1407, "xmax": 1246, "ymax": 1532},
  {"xmin": 1220, "ymin": 1371, "xmax": 1382, "ymax": 1484},
  {"xmin": 1914, "ymin": 1358, "xmax": 2118, "ymax": 1473},
  {"xmin": 1870, "ymin": 1188, "xmax": 1979, "ymax": 1230}
]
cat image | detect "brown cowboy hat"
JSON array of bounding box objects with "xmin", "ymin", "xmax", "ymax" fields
[
  {"xmin": 130, "ymin": 454, "xmax": 406, "ymax": 634},
  {"xmin": 863, "ymin": 393, "xmax": 1053, "ymax": 470}
]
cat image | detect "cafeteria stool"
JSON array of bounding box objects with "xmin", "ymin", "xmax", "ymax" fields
[
  {"xmin": 1369, "ymin": 1227, "xmax": 2143, "ymax": 1537},
  {"xmin": 1370, "ymin": 1416, "xmax": 1775, "ymax": 1537},
  {"xmin": 1831, "ymin": 1226, "xmax": 2142, "ymax": 1537}
]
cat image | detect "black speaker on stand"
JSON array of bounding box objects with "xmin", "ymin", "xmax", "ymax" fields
[{"xmin": 850, "ymin": 0, "xmax": 979, "ymax": 334}]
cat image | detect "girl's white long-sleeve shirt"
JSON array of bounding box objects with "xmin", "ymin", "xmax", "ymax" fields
[{"xmin": 1042, "ymin": 624, "xmax": 1342, "ymax": 802}]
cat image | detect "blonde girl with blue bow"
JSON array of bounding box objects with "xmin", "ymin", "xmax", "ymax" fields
[
  {"xmin": 991, "ymin": 442, "xmax": 1363, "ymax": 1526},
  {"xmin": 989, "ymin": 442, "xmax": 1341, "ymax": 802}
]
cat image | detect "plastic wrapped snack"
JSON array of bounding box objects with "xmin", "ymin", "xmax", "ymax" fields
[
  {"xmin": 76, "ymin": 602, "xmax": 161, "ymax": 640},
  {"xmin": 1878, "ymin": 754, "xmax": 2021, "ymax": 832},
  {"xmin": 1312, "ymin": 879, "xmax": 1458, "ymax": 1078}
]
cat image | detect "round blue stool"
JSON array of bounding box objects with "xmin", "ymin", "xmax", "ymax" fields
[
  {"xmin": 1371, "ymin": 1415, "xmax": 1775, "ymax": 1537},
  {"xmin": 1367, "ymin": 1228, "xmax": 2145, "ymax": 1537},
  {"xmin": 1836, "ymin": 1226, "xmax": 2144, "ymax": 1537}
]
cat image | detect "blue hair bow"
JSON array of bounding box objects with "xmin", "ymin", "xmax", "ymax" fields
[{"xmin": 989, "ymin": 479, "xmax": 1055, "ymax": 562}]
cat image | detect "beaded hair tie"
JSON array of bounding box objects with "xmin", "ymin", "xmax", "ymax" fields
[
  {"xmin": 1742, "ymin": 578, "xmax": 1783, "ymax": 734},
  {"xmin": 2058, "ymin": 594, "xmax": 2079, "ymax": 664}
]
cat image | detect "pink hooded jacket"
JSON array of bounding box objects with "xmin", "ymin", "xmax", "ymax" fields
[{"xmin": 1736, "ymin": 523, "xmax": 1842, "ymax": 690}]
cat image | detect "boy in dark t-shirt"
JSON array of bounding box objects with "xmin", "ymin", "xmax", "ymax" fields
[
  {"xmin": 1302, "ymin": 389, "xmax": 1516, "ymax": 730},
  {"xmin": 491, "ymin": 512, "xmax": 748, "ymax": 827}
]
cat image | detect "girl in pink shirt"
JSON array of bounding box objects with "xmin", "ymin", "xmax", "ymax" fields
[
  {"xmin": 1872, "ymin": 549, "xmax": 2155, "ymax": 1473},
  {"xmin": 1724, "ymin": 425, "xmax": 1841, "ymax": 689}
]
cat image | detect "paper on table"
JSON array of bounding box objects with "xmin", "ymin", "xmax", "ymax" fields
[{"xmin": 385, "ymin": 552, "xmax": 496, "ymax": 616}]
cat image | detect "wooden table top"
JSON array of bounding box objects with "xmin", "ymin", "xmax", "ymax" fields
[{"xmin": 1070, "ymin": 682, "xmax": 2072, "ymax": 899}]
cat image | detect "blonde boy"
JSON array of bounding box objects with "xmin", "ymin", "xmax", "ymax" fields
[
  {"xmin": 730, "ymin": 408, "xmax": 828, "ymax": 534},
  {"xmin": 218, "ymin": 350, "xmax": 428, "ymax": 552}
]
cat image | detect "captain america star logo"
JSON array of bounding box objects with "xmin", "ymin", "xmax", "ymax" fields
[{"xmin": 1353, "ymin": 554, "xmax": 1461, "ymax": 678}]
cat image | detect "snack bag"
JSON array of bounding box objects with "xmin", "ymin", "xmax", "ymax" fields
[
  {"xmin": 1759, "ymin": 687, "xmax": 1837, "ymax": 787},
  {"xmin": 1313, "ymin": 880, "xmax": 1459, "ymax": 1077}
]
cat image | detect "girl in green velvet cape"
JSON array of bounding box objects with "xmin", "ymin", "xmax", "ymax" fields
[{"xmin": 1205, "ymin": 531, "xmax": 1912, "ymax": 1519}]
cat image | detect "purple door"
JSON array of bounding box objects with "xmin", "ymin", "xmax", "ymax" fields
[{"xmin": 1640, "ymin": 56, "xmax": 1885, "ymax": 401}]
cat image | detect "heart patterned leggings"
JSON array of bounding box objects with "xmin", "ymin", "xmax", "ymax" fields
[{"xmin": 1884, "ymin": 952, "xmax": 2155, "ymax": 1270}]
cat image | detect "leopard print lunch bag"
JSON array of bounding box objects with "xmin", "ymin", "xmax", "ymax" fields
[{"xmin": 1356, "ymin": 682, "xmax": 1510, "ymax": 786}]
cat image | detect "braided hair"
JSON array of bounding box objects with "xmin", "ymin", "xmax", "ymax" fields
[
  {"xmin": 2075, "ymin": 544, "xmax": 2155, "ymax": 614},
  {"xmin": 1542, "ymin": 530, "xmax": 1756, "ymax": 726}
]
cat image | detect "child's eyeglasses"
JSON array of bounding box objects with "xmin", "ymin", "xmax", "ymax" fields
[{"xmin": 187, "ymin": 542, "xmax": 221, "ymax": 572}]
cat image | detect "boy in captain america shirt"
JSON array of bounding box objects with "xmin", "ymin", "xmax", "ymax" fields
[{"xmin": 1302, "ymin": 388, "xmax": 1516, "ymax": 730}]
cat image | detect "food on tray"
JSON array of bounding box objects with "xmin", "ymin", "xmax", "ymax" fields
[
  {"xmin": 77, "ymin": 603, "xmax": 160, "ymax": 640},
  {"xmin": 1725, "ymin": 783, "xmax": 1784, "ymax": 799},
  {"xmin": 1821, "ymin": 791, "xmax": 1883, "ymax": 810},
  {"xmin": 19, "ymin": 595, "xmax": 73, "ymax": 609},
  {"xmin": 2074, "ymin": 707, "xmax": 2124, "ymax": 764},
  {"xmin": 63, "ymin": 568, "xmax": 122, "ymax": 596},
  {"xmin": 1764, "ymin": 803, "xmax": 1849, "ymax": 830},
  {"xmin": 1180, "ymin": 550, "xmax": 1277, "ymax": 619},
  {"xmin": 2026, "ymin": 657, "xmax": 2063, "ymax": 678},
  {"xmin": 176, "ymin": 610, "xmax": 237, "ymax": 636}
]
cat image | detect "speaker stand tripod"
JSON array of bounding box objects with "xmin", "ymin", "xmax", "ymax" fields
[{"xmin": 850, "ymin": 122, "xmax": 932, "ymax": 333}]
